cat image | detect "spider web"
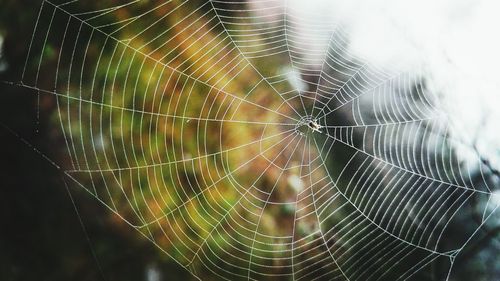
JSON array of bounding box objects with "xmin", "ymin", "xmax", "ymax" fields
[{"xmin": 16, "ymin": 0, "xmax": 499, "ymax": 280}]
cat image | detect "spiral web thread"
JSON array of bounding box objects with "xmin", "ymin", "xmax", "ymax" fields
[{"xmin": 17, "ymin": 0, "xmax": 499, "ymax": 280}]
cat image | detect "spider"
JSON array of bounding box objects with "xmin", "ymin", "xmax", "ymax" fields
[{"xmin": 307, "ymin": 120, "xmax": 322, "ymax": 133}]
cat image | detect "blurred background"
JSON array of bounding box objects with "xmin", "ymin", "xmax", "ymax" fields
[{"xmin": 1, "ymin": 0, "xmax": 499, "ymax": 280}]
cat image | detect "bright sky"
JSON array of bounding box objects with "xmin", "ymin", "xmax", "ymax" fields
[{"xmin": 282, "ymin": 0, "xmax": 500, "ymax": 170}]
